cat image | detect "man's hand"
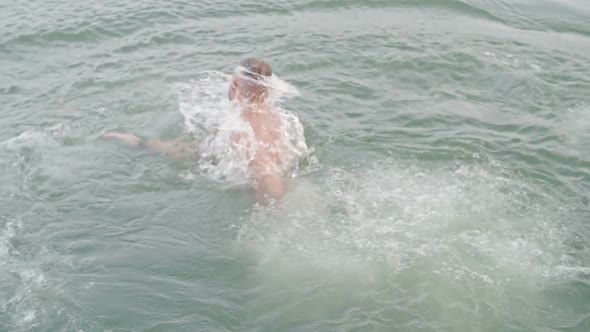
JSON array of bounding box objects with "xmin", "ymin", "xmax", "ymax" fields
[{"xmin": 102, "ymin": 131, "xmax": 141, "ymax": 146}]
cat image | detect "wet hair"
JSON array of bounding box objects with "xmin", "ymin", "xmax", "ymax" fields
[
  {"xmin": 239, "ymin": 58, "xmax": 272, "ymax": 80},
  {"xmin": 233, "ymin": 58, "xmax": 273, "ymax": 101}
]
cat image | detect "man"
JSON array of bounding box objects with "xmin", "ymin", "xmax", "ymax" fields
[{"xmin": 104, "ymin": 58, "xmax": 291, "ymax": 203}]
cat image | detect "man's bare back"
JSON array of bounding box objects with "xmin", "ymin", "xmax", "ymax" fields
[{"xmin": 236, "ymin": 104, "xmax": 289, "ymax": 202}]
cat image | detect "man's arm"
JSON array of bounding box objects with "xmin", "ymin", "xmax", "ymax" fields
[
  {"xmin": 102, "ymin": 131, "xmax": 198, "ymax": 160},
  {"xmin": 254, "ymin": 172, "xmax": 285, "ymax": 204}
]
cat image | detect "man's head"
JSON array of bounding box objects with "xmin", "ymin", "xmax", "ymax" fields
[{"xmin": 229, "ymin": 58, "xmax": 273, "ymax": 103}]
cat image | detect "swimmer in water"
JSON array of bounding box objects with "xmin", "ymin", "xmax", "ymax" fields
[{"xmin": 103, "ymin": 58, "xmax": 291, "ymax": 203}]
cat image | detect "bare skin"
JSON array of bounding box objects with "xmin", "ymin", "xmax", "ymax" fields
[
  {"xmin": 104, "ymin": 58, "xmax": 289, "ymax": 204},
  {"xmin": 236, "ymin": 103, "xmax": 287, "ymax": 202}
]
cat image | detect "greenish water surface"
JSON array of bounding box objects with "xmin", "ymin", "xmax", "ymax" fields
[{"xmin": 1, "ymin": 0, "xmax": 589, "ymax": 331}]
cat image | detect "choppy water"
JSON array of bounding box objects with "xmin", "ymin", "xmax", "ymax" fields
[{"xmin": 1, "ymin": 0, "xmax": 590, "ymax": 331}]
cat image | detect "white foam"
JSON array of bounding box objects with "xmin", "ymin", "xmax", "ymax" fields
[
  {"xmin": 233, "ymin": 159, "xmax": 588, "ymax": 329},
  {"xmin": 0, "ymin": 130, "xmax": 56, "ymax": 151},
  {"xmin": 0, "ymin": 219, "xmax": 38, "ymax": 329},
  {"xmin": 237, "ymin": 159, "xmax": 580, "ymax": 287},
  {"xmin": 483, "ymin": 50, "xmax": 541, "ymax": 71},
  {"xmin": 561, "ymin": 104, "xmax": 590, "ymax": 149}
]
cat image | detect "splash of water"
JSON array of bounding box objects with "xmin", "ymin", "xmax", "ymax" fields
[
  {"xmin": 238, "ymin": 157, "xmax": 581, "ymax": 286},
  {"xmin": 233, "ymin": 65, "xmax": 301, "ymax": 103},
  {"xmin": 176, "ymin": 71, "xmax": 312, "ymax": 185},
  {"xmin": 236, "ymin": 158, "xmax": 584, "ymax": 328}
]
